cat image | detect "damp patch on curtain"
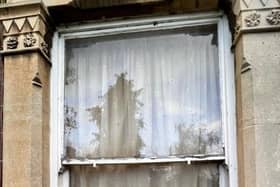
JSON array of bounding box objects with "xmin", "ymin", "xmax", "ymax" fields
[
  {"xmin": 85, "ymin": 73, "xmax": 145, "ymax": 158},
  {"xmin": 64, "ymin": 27, "xmax": 223, "ymax": 159}
]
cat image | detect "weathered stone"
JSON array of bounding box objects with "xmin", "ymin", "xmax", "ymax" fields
[
  {"xmin": 1, "ymin": 2, "xmax": 52, "ymax": 187},
  {"xmin": 3, "ymin": 53, "xmax": 50, "ymax": 187},
  {"xmin": 0, "ymin": 2, "xmax": 53, "ymax": 60},
  {"xmin": 254, "ymin": 124, "xmax": 280, "ymax": 187},
  {"xmin": 242, "ymin": 32, "xmax": 280, "ymax": 125},
  {"xmin": 240, "ymin": 126, "xmax": 256, "ymax": 187},
  {"xmin": 234, "ymin": 0, "xmax": 280, "ymax": 186},
  {"xmin": 237, "ymin": 124, "xmax": 280, "ymax": 187}
]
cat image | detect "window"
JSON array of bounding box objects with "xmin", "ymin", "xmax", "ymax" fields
[{"xmin": 51, "ymin": 12, "xmax": 237, "ymax": 187}]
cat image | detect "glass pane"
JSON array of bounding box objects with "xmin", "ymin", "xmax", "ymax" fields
[
  {"xmin": 70, "ymin": 163, "xmax": 219, "ymax": 187},
  {"xmin": 64, "ymin": 26, "xmax": 223, "ymax": 159}
]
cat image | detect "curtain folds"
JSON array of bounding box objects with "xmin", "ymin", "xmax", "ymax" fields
[{"xmin": 64, "ymin": 29, "xmax": 222, "ymax": 159}]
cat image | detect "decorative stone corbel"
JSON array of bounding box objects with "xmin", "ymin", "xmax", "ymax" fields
[{"xmin": 0, "ymin": 2, "xmax": 54, "ymax": 62}]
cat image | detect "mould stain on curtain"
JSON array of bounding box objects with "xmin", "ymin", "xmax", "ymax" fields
[
  {"xmin": 86, "ymin": 73, "xmax": 144, "ymax": 158},
  {"xmin": 64, "ymin": 29, "xmax": 223, "ymax": 159}
]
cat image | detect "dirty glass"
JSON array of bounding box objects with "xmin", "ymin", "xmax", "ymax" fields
[
  {"xmin": 64, "ymin": 26, "xmax": 222, "ymax": 159},
  {"xmin": 70, "ymin": 163, "xmax": 219, "ymax": 187}
]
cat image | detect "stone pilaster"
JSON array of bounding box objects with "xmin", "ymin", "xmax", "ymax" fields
[
  {"xmin": 0, "ymin": 2, "xmax": 53, "ymax": 187},
  {"xmin": 232, "ymin": 0, "xmax": 280, "ymax": 187}
]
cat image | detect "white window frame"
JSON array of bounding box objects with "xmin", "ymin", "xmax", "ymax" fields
[{"xmin": 50, "ymin": 11, "xmax": 237, "ymax": 187}]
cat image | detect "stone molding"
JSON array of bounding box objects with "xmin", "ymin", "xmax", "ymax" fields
[
  {"xmin": 232, "ymin": 0, "xmax": 280, "ymax": 44},
  {"xmin": 233, "ymin": 0, "xmax": 280, "ymax": 12},
  {"xmin": 0, "ymin": 2, "xmax": 53, "ymax": 62}
]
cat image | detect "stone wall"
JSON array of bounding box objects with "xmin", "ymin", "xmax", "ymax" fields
[
  {"xmin": 233, "ymin": 0, "xmax": 280, "ymax": 186},
  {"xmin": 0, "ymin": 3, "xmax": 52, "ymax": 187},
  {"xmin": 3, "ymin": 53, "xmax": 50, "ymax": 187}
]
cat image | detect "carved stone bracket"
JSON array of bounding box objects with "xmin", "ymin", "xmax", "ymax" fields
[{"xmin": 0, "ymin": 2, "xmax": 53, "ymax": 62}]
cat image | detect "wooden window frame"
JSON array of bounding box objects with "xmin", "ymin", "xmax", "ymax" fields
[{"xmin": 50, "ymin": 11, "xmax": 237, "ymax": 187}]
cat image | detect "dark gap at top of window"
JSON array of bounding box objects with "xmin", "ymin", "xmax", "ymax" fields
[{"xmin": 65, "ymin": 24, "xmax": 218, "ymax": 49}]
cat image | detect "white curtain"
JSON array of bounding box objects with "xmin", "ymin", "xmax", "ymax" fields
[
  {"xmin": 70, "ymin": 163, "xmax": 219, "ymax": 187},
  {"xmin": 64, "ymin": 30, "xmax": 223, "ymax": 159}
]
